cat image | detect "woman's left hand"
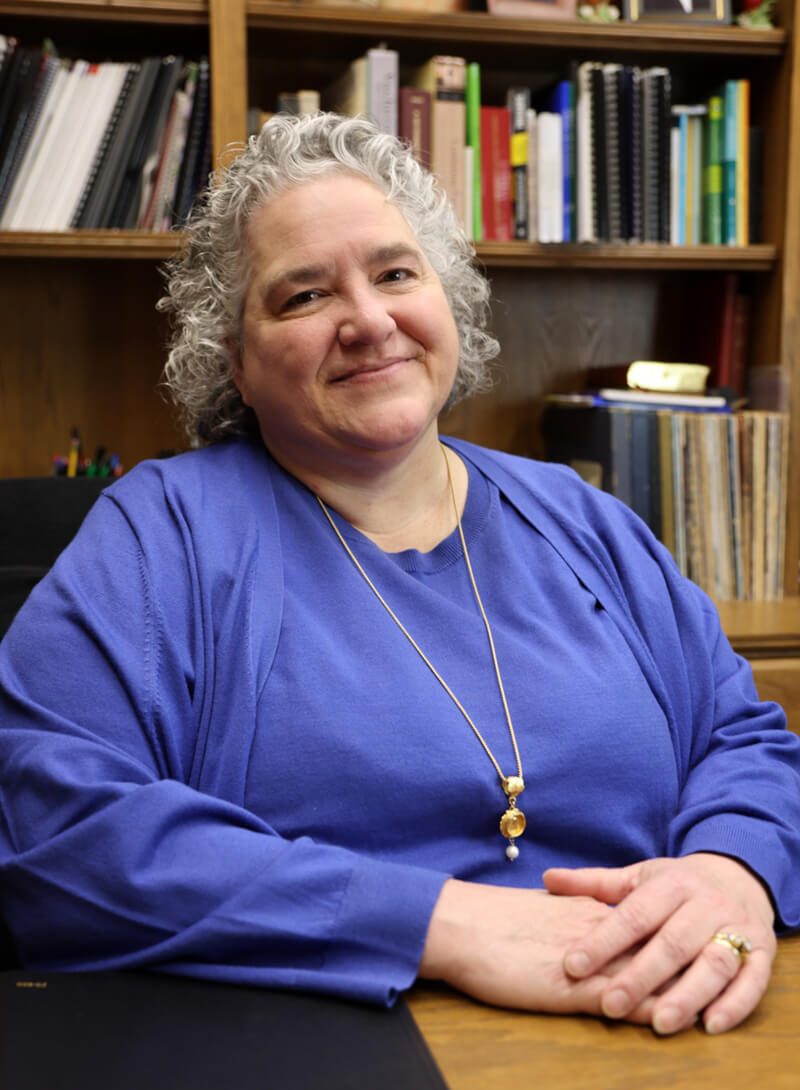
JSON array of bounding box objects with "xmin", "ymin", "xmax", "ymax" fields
[{"xmin": 543, "ymin": 852, "xmax": 776, "ymax": 1035}]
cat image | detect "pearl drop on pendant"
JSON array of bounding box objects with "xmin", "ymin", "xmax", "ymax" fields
[{"xmin": 506, "ymin": 842, "xmax": 519, "ymax": 861}]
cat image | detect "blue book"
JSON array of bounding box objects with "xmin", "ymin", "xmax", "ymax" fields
[
  {"xmin": 550, "ymin": 77, "xmax": 575, "ymax": 242},
  {"xmin": 722, "ymin": 79, "xmax": 738, "ymax": 245}
]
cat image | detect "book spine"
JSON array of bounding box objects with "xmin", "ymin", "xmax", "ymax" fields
[
  {"xmin": 506, "ymin": 86, "xmax": 530, "ymax": 241},
  {"xmin": 479, "ymin": 105, "xmax": 512, "ymax": 241},
  {"xmin": 537, "ymin": 111, "xmax": 563, "ymax": 243},
  {"xmin": 549, "ymin": 78, "xmax": 575, "ymax": 242},
  {"xmin": 722, "ymin": 78, "xmax": 738, "ymax": 245},
  {"xmin": 367, "ymin": 48, "xmax": 398, "ymax": 137},
  {"xmin": 703, "ymin": 94, "xmax": 723, "ymax": 245},
  {"xmin": 398, "ymin": 87, "xmax": 431, "ymax": 171},
  {"xmin": 465, "ymin": 63, "xmax": 482, "ymax": 241},
  {"xmin": 736, "ymin": 78, "xmax": 749, "ymax": 245}
]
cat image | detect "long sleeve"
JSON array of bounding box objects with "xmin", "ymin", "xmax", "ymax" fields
[{"xmin": 0, "ymin": 454, "xmax": 446, "ymax": 1004}]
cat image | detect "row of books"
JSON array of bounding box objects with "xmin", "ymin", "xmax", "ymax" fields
[
  {"xmin": 0, "ymin": 36, "xmax": 212, "ymax": 231},
  {"xmin": 671, "ymin": 80, "xmax": 753, "ymax": 247},
  {"xmin": 542, "ymin": 398, "xmax": 788, "ymax": 602},
  {"xmin": 275, "ymin": 46, "xmax": 759, "ymax": 246}
]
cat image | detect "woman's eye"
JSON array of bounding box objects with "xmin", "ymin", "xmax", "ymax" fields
[
  {"xmin": 283, "ymin": 289, "xmax": 322, "ymax": 310},
  {"xmin": 380, "ymin": 268, "xmax": 414, "ymax": 284}
]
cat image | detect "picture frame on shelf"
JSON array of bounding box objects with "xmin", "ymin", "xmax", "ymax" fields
[
  {"xmin": 486, "ymin": 0, "xmax": 579, "ymax": 20},
  {"xmin": 622, "ymin": 0, "xmax": 731, "ymax": 23}
]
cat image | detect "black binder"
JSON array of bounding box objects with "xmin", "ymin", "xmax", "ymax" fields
[{"xmin": 0, "ymin": 970, "xmax": 449, "ymax": 1090}]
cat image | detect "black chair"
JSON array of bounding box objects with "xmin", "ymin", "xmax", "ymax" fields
[
  {"xmin": 0, "ymin": 476, "xmax": 107, "ymax": 637},
  {"xmin": 0, "ymin": 475, "xmax": 107, "ymax": 969}
]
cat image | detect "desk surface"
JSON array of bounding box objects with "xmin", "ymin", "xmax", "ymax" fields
[{"xmin": 409, "ymin": 933, "xmax": 800, "ymax": 1090}]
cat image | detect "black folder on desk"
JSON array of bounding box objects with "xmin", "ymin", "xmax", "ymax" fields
[{"xmin": 0, "ymin": 970, "xmax": 449, "ymax": 1090}]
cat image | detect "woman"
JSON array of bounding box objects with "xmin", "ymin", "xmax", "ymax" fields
[{"xmin": 0, "ymin": 113, "xmax": 798, "ymax": 1036}]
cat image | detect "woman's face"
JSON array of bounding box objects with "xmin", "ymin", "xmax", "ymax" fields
[{"xmin": 232, "ymin": 173, "xmax": 460, "ymax": 479}]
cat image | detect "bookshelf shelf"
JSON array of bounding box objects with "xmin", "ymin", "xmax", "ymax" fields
[
  {"xmin": 246, "ymin": 4, "xmax": 787, "ymax": 58},
  {"xmin": 0, "ymin": 230, "xmax": 181, "ymax": 259},
  {"xmin": 1, "ymin": 1, "xmax": 207, "ymax": 24},
  {"xmin": 476, "ymin": 242, "xmax": 777, "ymax": 271},
  {"xmin": 0, "ymin": 232, "xmax": 778, "ymax": 270}
]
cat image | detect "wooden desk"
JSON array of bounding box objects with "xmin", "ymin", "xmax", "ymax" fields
[{"xmin": 409, "ymin": 934, "xmax": 800, "ymax": 1090}]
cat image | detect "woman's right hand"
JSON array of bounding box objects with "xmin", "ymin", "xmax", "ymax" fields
[{"xmin": 418, "ymin": 878, "xmax": 675, "ymax": 1025}]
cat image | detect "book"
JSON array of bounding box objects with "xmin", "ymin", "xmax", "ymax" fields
[
  {"xmin": 465, "ymin": 63, "xmax": 482, "ymax": 241},
  {"xmin": 506, "ymin": 86, "xmax": 530, "ymax": 241},
  {"xmin": 479, "ymin": 105, "xmax": 512, "ymax": 241},
  {"xmin": 703, "ymin": 94, "xmax": 724, "ymax": 244},
  {"xmin": 366, "ymin": 46, "xmax": 399, "ymax": 136},
  {"xmin": 51, "ymin": 61, "xmax": 131, "ymax": 231},
  {"xmin": 324, "ymin": 54, "xmax": 368, "ymax": 118},
  {"xmin": 575, "ymin": 60, "xmax": 597, "ymax": 243},
  {"xmin": 76, "ymin": 57, "xmax": 163, "ymax": 229},
  {"xmin": 398, "ymin": 86, "xmax": 431, "ymax": 170},
  {"xmin": 549, "ymin": 77, "xmax": 575, "ymax": 242},
  {"xmin": 525, "ymin": 106, "xmax": 538, "ymax": 241},
  {"xmin": 735, "ymin": 78, "xmax": 749, "ymax": 244},
  {"xmin": 722, "ymin": 78, "xmax": 738, "ymax": 245},
  {"xmin": 412, "ymin": 55, "xmax": 467, "ymax": 227},
  {"xmin": 0, "ymin": 51, "xmax": 58, "ymax": 220},
  {"xmin": 589, "ymin": 61, "xmax": 608, "ymax": 240},
  {"xmin": 602, "ymin": 63, "xmax": 624, "ymax": 242},
  {"xmin": 641, "ymin": 66, "xmax": 671, "ymax": 243},
  {"xmin": 112, "ymin": 54, "xmax": 186, "ymax": 229},
  {"xmin": 536, "ymin": 111, "xmax": 563, "ymax": 243},
  {"xmin": 172, "ymin": 55, "xmax": 211, "ymax": 225},
  {"xmin": 619, "ymin": 64, "xmax": 642, "ymax": 242}
]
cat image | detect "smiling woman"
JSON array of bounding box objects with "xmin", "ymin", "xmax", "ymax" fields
[{"xmin": 1, "ymin": 113, "xmax": 799, "ymax": 1038}]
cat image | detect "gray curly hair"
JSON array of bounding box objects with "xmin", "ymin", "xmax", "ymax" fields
[{"xmin": 158, "ymin": 111, "xmax": 499, "ymax": 444}]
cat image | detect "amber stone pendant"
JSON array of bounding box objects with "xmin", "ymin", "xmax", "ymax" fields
[{"xmin": 499, "ymin": 806, "xmax": 526, "ymax": 839}]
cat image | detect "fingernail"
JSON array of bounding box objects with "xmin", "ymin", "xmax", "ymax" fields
[
  {"xmin": 652, "ymin": 1006, "xmax": 682, "ymax": 1035},
  {"xmin": 564, "ymin": 951, "xmax": 591, "ymax": 977},
  {"xmin": 602, "ymin": 988, "xmax": 630, "ymax": 1018},
  {"xmin": 705, "ymin": 1014, "xmax": 729, "ymax": 1035}
]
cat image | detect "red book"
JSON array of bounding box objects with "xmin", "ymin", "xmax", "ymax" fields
[
  {"xmin": 399, "ymin": 86, "xmax": 431, "ymax": 170},
  {"xmin": 480, "ymin": 105, "xmax": 512, "ymax": 241}
]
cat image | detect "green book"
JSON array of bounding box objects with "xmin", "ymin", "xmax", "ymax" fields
[
  {"xmin": 703, "ymin": 94, "xmax": 723, "ymax": 244},
  {"xmin": 465, "ymin": 61, "xmax": 482, "ymax": 241}
]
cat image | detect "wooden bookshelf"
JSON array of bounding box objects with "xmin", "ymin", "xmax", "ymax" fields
[{"xmin": 1, "ymin": 0, "xmax": 799, "ymax": 621}]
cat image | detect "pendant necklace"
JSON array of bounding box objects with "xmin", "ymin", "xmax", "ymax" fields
[{"xmin": 316, "ymin": 443, "xmax": 526, "ymax": 861}]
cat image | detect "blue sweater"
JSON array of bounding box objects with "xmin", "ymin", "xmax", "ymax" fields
[{"xmin": 1, "ymin": 437, "xmax": 798, "ymax": 1004}]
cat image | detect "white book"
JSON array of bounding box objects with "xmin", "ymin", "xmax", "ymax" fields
[
  {"xmin": 1, "ymin": 61, "xmax": 71, "ymax": 229},
  {"xmin": 576, "ymin": 61, "xmax": 596, "ymax": 243},
  {"xmin": 46, "ymin": 62, "xmax": 130, "ymax": 230},
  {"xmin": 537, "ymin": 112, "xmax": 563, "ymax": 244},
  {"xmin": 525, "ymin": 107, "xmax": 537, "ymax": 241},
  {"xmin": 18, "ymin": 58, "xmax": 92, "ymax": 229},
  {"xmin": 669, "ymin": 121, "xmax": 681, "ymax": 245},
  {"xmin": 143, "ymin": 84, "xmax": 193, "ymax": 230},
  {"xmin": 367, "ymin": 47, "xmax": 398, "ymax": 136}
]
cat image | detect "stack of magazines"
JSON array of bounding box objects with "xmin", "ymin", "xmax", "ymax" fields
[{"xmin": 0, "ymin": 36, "xmax": 212, "ymax": 231}]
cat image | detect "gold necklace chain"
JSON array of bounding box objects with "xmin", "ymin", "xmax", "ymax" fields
[{"xmin": 316, "ymin": 443, "xmax": 527, "ymax": 861}]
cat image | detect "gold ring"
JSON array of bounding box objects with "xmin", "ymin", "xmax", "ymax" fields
[{"xmin": 711, "ymin": 931, "xmax": 752, "ymax": 960}]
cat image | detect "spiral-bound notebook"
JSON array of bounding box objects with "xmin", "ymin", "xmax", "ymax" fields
[{"xmin": 0, "ymin": 970, "xmax": 449, "ymax": 1090}]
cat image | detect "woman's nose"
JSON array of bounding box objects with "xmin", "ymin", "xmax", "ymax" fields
[{"xmin": 337, "ymin": 287, "xmax": 396, "ymax": 346}]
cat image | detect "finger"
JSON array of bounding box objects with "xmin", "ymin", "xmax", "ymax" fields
[
  {"xmin": 596, "ymin": 899, "xmax": 714, "ymax": 1016},
  {"xmin": 562, "ymin": 876, "xmax": 685, "ymax": 979},
  {"xmin": 544, "ymin": 864, "xmax": 642, "ymax": 905},
  {"xmin": 701, "ymin": 950, "xmax": 773, "ymax": 1034},
  {"xmin": 651, "ymin": 945, "xmax": 772, "ymax": 1036}
]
